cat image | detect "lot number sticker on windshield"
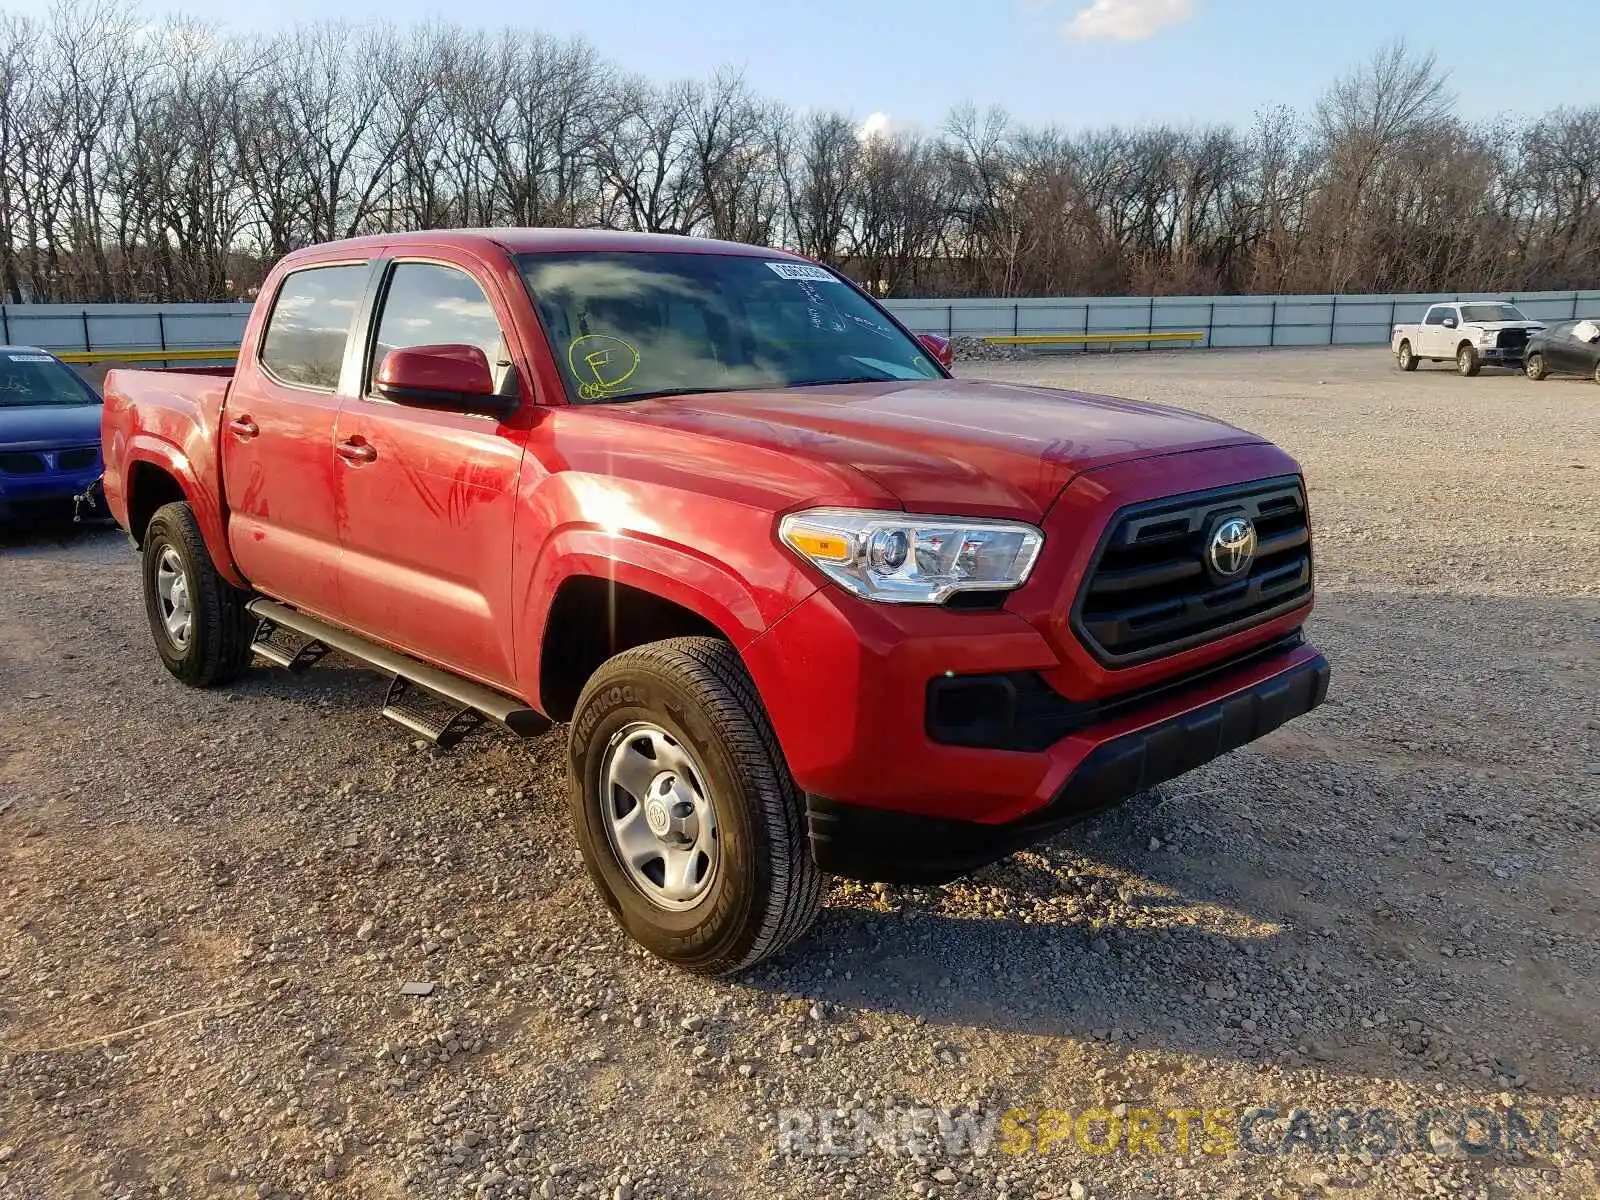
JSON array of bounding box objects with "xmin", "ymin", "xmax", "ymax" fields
[
  {"xmin": 7, "ymin": 354, "xmax": 54, "ymax": 362},
  {"xmin": 765, "ymin": 262, "xmax": 839, "ymax": 283}
]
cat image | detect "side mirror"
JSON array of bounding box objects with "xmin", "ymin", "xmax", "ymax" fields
[
  {"xmin": 917, "ymin": 332, "xmax": 955, "ymax": 370},
  {"xmin": 1442, "ymin": 317, "xmax": 1457, "ymax": 329},
  {"xmin": 374, "ymin": 344, "xmax": 512, "ymax": 416}
]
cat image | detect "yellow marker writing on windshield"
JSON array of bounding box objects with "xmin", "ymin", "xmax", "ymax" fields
[{"xmin": 568, "ymin": 334, "xmax": 640, "ymax": 400}]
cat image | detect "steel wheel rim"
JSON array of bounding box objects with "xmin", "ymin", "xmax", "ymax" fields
[
  {"xmin": 155, "ymin": 546, "xmax": 194, "ymax": 649},
  {"xmin": 599, "ymin": 721, "xmax": 720, "ymax": 911}
]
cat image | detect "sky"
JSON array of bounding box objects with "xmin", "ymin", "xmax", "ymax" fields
[{"xmin": 14, "ymin": 0, "xmax": 1596, "ymax": 131}]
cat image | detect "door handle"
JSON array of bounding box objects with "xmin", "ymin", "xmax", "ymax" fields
[
  {"xmin": 335, "ymin": 438, "xmax": 377, "ymax": 465},
  {"xmin": 228, "ymin": 416, "xmax": 259, "ymax": 439}
]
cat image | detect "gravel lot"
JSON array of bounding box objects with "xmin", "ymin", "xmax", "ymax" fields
[{"xmin": 2, "ymin": 348, "xmax": 1597, "ymax": 1200}]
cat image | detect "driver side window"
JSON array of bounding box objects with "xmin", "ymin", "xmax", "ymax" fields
[{"xmin": 370, "ymin": 262, "xmax": 510, "ymax": 394}]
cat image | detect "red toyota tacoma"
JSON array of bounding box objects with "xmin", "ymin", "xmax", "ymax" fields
[{"xmin": 100, "ymin": 230, "xmax": 1328, "ymax": 974}]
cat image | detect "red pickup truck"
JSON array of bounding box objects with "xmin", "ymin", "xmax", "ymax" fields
[{"xmin": 101, "ymin": 229, "xmax": 1328, "ymax": 974}]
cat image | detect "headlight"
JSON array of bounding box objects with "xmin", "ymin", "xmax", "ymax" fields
[
  {"xmin": 1478, "ymin": 330, "xmax": 1498, "ymax": 345},
  {"xmin": 779, "ymin": 508, "xmax": 1043, "ymax": 604}
]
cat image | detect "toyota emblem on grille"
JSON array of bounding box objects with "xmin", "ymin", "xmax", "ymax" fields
[{"xmin": 1208, "ymin": 516, "xmax": 1257, "ymax": 579}]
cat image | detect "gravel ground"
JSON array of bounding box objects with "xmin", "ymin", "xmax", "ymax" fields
[{"xmin": 2, "ymin": 347, "xmax": 1597, "ymax": 1200}]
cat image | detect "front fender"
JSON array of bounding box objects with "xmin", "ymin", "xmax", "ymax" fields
[{"xmin": 516, "ymin": 524, "xmax": 816, "ymax": 711}]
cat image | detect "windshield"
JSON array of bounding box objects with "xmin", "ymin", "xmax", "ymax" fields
[
  {"xmin": 1460, "ymin": 304, "xmax": 1528, "ymax": 323},
  {"xmin": 0, "ymin": 352, "xmax": 99, "ymax": 407},
  {"xmin": 519, "ymin": 251, "xmax": 942, "ymax": 403}
]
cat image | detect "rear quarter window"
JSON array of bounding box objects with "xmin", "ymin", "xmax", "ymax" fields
[{"xmin": 259, "ymin": 264, "xmax": 369, "ymax": 390}]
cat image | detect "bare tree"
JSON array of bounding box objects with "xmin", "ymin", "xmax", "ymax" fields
[{"xmin": 0, "ymin": 9, "xmax": 1594, "ymax": 304}]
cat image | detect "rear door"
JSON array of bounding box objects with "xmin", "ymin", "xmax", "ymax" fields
[
  {"xmin": 222, "ymin": 260, "xmax": 376, "ymax": 619},
  {"xmin": 331, "ymin": 253, "xmax": 530, "ymax": 689}
]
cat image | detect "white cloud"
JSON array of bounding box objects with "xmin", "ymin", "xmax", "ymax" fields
[
  {"xmin": 856, "ymin": 112, "xmax": 894, "ymax": 143},
  {"xmin": 1064, "ymin": 0, "xmax": 1195, "ymax": 41}
]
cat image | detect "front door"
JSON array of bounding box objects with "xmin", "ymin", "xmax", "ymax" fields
[
  {"xmin": 1420, "ymin": 305, "xmax": 1455, "ymax": 358},
  {"xmin": 221, "ymin": 260, "xmax": 374, "ymax": 620},
  {"xmin": 332, "ymin": 256, "xmax": 530, "ymax": 689}
]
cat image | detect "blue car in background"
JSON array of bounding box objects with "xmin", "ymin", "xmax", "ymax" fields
[{"xmin": 0, "ymin": 347, "xmax": 107, "ymax": 526}]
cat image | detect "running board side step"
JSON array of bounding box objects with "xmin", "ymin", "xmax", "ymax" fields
[{"xmin": 247, "ymin": 598, "xmax": 551, "ymax": 741}]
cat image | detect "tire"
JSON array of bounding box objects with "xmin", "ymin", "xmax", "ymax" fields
[
  {"xmin": 566, "ymin": 636, "xmax": 824, "ymax": 975},
  {"xmin": 1456, "ymin": 344, "xmax": 1481, "ymax": 377},
  {"xmin": 141, "ymin": 501, "xmax": 255, "ymax": 686},
  {"xmin": 1593, "ymin": 361, "xmax": 1600, "ymax": 385},
  {"xmin": 1525, "ymin": 353, "xmax": 1548, "ymax": 381},
  {"xmin": 1396, "ymin": 341, "xmax": 1418, "ymax": 372}
]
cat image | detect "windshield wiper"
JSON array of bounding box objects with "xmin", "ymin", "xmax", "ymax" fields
[
  {"xmin": 788, "ymin": 375, "xmax": 895, "ymax": 388},
  {"xmin": 590, "ymin": 386, "xmax": 749, "ymax": 404}
]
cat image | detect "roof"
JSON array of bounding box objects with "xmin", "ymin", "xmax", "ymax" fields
[{"xmin": 281, "ymin": 228, "xmax": 804, "ymax": 263}]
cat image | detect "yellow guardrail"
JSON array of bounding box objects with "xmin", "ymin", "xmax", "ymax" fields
[
  {"xmin": 985, "ymin": 331, "xmax": 1205, "ymax": 346},
  {"xmin": 53, "ymin": 347, "xmax": 239, "ymax": 364}
]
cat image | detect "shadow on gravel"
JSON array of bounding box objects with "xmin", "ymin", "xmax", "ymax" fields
[
  {"xmin": 744, "ymin": 857, "xmax": 1585, "ymax": 1098},
  {"xmin": 739, "ymin": 590, "xmax": 1600, "ymax": 1099},
  {"xmin": 0, "ymin": 519, "xmax": 120, "ymax": 551}
]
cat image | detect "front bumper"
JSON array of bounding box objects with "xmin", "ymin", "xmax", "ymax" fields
[
  {"xmin": 0, "ymin": 464, "xmax": 106, "ymax": 522},
  {"xmin": 808, "ymin": 645, "xmax": 1330, "ymax": 883}
]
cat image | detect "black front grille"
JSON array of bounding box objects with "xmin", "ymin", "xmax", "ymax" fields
[
  {"xmin": 0, "ymin": 451, "xmax": 47, "ymax": 475},
  {"xmin": 56, "ymin": 446, "xmax": 98, "ymax": 469},
  {"xmin": 1073, "ymin": 476, "xmax": 1314, "ymax": 665},
  {"xmin": 1496, "ymin": 329, "xmax": 1531, "ymax": 351}
]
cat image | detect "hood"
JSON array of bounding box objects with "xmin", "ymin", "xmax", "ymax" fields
[
  {"xmin": 0, "ymin": 403, "xmax": 103, "ymax": 449},
  {"xmin": 1469, "ymin": 320, "xmax": 1545, "ymax": 331},
  {"xmin": 604, "ymin": 378, "xmax": 1258, "ymax": 518}
]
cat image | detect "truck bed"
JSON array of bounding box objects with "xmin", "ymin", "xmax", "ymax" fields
[{"xmin": 100, "ymin": 365, "xmax": 236, "ymax": 572}]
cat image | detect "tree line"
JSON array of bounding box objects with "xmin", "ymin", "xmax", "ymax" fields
[{"xmin": 1, "ymin": 2, "xmax": 1596, "ymax": 304}]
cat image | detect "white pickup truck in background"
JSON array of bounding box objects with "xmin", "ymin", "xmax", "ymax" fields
[{"xmin": 1391, "ymin": 302, "xmax": 1546, "ymax": 376}]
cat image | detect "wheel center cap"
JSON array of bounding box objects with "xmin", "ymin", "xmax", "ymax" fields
[{"xmin": 644, "ymin": 788, "xmax": 673, "ymax": 836}]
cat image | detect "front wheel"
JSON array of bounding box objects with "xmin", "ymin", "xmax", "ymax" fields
[
  {"xmin": 1525, "ymin": 353, "xmax": 1548, "ymax": 381},
  {"xmin": 1396, "ymin": 341, "xmax": 1418, "ymax": 372},
  {"xmin": 1593, "ymin": 361, "xmax": 1600, "ymax": 386},
  {"xmin": 566, "ymin": 637, "xmax": 825, "ymax": 975},
  {"xmin": 141, "ymin": 501, "xmax": 255, "ymax": 686},
  {"xmin": 1457, "ymin": 344, "xmax": 1482, "ymax": 377}
]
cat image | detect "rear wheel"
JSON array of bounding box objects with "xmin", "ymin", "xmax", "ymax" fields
[
  {"xmin": 1456, "ymin": 344, "xmax": 1481, "ymax": 377},
  {"xmin": 1525, "ymin": 353, "xmax": 1548, "ymax": 381},
  {"xmin": 566, "ymin": 636, "xmax": 824, "ymax": 975},
  {"xmin": 1396, "ymin": 341, "xmax": 1418, "ymax": 372},
  {"xmin": 141, "ymin": 501, "xmax": 254, "ymax": 686}
]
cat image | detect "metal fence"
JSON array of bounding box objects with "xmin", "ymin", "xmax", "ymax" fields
[
  {"xmin": 0, "ymin": 302, "xmax": 251, "ymax": 357},
  {"xmin": 881, "ymin": 288, "xmax": 1600, "ymax": 349},
  {"xmin": 4, "ymin": 288, "xmax": 1599, "ymax": 359}
]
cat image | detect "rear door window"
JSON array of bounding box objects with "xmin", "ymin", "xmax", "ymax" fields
[
  {"xmin": 1423, "ymin": 306, "xmax": 1451, "ymax": 326},
  {"xmin": 259, "ymin": 264, "xmax": 369, "ymax": 390}
]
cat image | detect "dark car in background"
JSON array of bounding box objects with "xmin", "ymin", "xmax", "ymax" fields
[
  {"xmin": 0, "ymin": 347, "xmax": 106, "ymax": 526},
  {"xmin": 1524, "ymin": 319, "xmax": 1600, "ymax": 383}
]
